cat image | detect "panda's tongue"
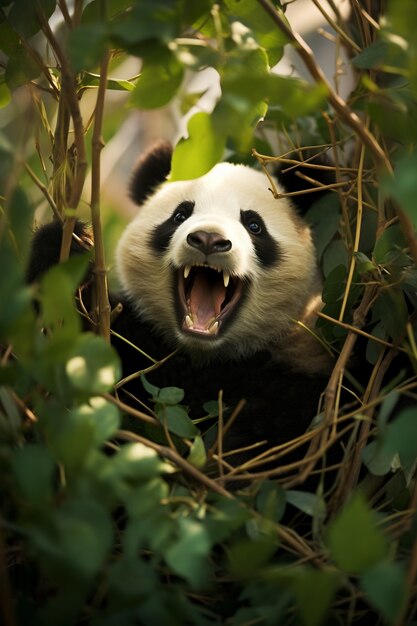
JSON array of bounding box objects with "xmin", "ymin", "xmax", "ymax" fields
[{"xmin": 189, "ymin": 273, "xmax": 226, "ymax": 330}]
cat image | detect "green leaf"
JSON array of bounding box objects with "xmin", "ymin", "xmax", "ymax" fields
[
  {"xmin": 327, "ymin": 492, "xmax": 388, "ymax": 573},
  {"xmin": 355, "ymin": 251, "xmax": 376, "ymax": 274},
  {"xmin": 157, "ymin": 404, "xmax": 199, "ymax": 438},
  {"xmin": 165, "ymin": 518, "xmax": 212, "ymax": 588},
  {"xmin": 113, "ymin": 443, "xmax": 173, "ymax": 482},
  {"xmin": 372, "ymin": 289, "xmax": 408, "ymax": 340},
  {"xmin": 323, "ymin": 240, "xmax": 348, "ymax": 276},
  {"xmin": 126, "ymin": 477, "xmax": 170, "ymax": 518},
  {"xmin": 353, "ymin": 40, "xmax": 391, "ymax": 70},
  {"xmin": 7, "ymin": 0, "xmax": 56, "ymax": 37},
  {"xmin": 33, "ymin": 499, "xmax": 113, "ymax": 580},
  {"xmin": 81, "ymin": 72, "xmax": 137, "ymax": 91},
  {"xmin": 362, "ymin": 440, "xmax": 395, "ymax": 476},
  {"xmin": 373, "ymin": 223, "xmax": 407, "ymax": 265},
  {"xmin": 187, "ymin": 436, "xmax": 207, "ymax": 468},
  {"xmin": 68, "ymin": 23, "xmax": 108, "ymax": 72},
  {"xmin": 170, "ymin": 112, "xmax": 225, "ymax": 180},
  {"xmin": 384, "ymin": 408, "xmax": 417, "ymax": 473},
  {"xmin": 82, "ymin": 0, "xmax": 133, "ymax": 24},
  {"xmin": 141, "ymin": 375, "xmax": 161, "ymax": 402},
  {"xmin": 41, "ymin": 401, "xmax": 96, "ymax": 473},
  {"xmin": 256, "ymin": 481, "xmax": 286, "ymax": 522},
  {"xmin": 382, "ymin": 154, "xmax": 417, "ymax": 229},
  {"xmin": 66, "ymin": 333, "xmax": 121, "ymax": 396},
  {"xmin": 361, "ymin": 562, "xmax": 407, "ymax": 622},
  {"xmin": 158, "ymin": 385, "xmax": 184, "ymax": 404},
  {"xmin": 0, "ymin": 20, "xmax": 20, "ymax": 57},
  {"xmin": 110, "ymin": 0, "xmax": 179, "ymax": 45},
  {"xmin": 293, "ymin": 568, "xmax": 340, "ymax": 626},
  {"xmin": 12, "ymin": 444, "xmax": 55, "ymax": 504},
  {"xmin": 108, "ymin": 556, "xmax": 157, "ymax": 597},
  {"xmin": 40, "ymin": 254, "xmax": 90, "ymax": 340},
  {"xmin": 0, "ymin": 73, "xmax": 11, "ymax": 108},
  {"xmin": 228, "ymin": 535, "xmax": 277, "ymax": 578},
  {"xmin": 362, "ymin": 403, "xmax": 417, "ymax": 477},
  {"xmin": 306, "ymin": 193, "xmax": 341, "ymax": 260},
  {"xmin": 130, "ymin": 45, "xmax": 184, "ymax": 109},
  {"xmin": 286, "ymin": 490, "xmax": 326, "ymax": 520},
  {"xmin": 224, "ymin": 0, "xmax": 287, "ymax": 66},
  {"xmin": 5, "ymin": 43, "xmax": 41, "ymax": 91},
  {"xmin": 268, "ymin": 76, "xmax": 328, "ymax": 119},
  {"xmin": 72, "ymin": 397, "xmax": 120, "ymax": 445}
]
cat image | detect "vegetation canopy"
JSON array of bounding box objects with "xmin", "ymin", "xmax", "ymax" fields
[{"xmin": 0, "ymin": 0, "xmax": 417, "ymax": 624}]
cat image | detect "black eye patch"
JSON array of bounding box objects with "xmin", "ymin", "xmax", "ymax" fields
[
  {"xmin": 150, "ymin": 201, "xmax": 195, "ymax": 253},
  {"xmin": 240, "ymin": 210, "xmax": 280, "ymax": 267}
]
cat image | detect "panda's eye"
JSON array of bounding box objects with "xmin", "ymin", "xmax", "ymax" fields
[
  {"xmin": 247, "ymin": 220, "xmax": 262, "ymax": 235},
  {"xmin": 172, "ymin": 201, "xmax": 195, "ymax": 225},
  {"xmin": 173, "ymin": 210, "xmax": 188, "ymax": 224}
]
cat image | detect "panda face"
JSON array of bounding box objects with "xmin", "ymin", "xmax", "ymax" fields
[{"xmin": 116, "ymin": 162, "xmax": 320, "ymax": 358}]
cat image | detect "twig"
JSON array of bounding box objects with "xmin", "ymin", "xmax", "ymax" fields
[
  {"xmin": 24, "ymin": 163, "xmax": 62, "ymax": 221},
  {"xmin": 103, "ymin": 393, "xmax": 159, "ymax": 427},
  {"xmin": 116, "ymin": 429, "xmax": 234, "ymax": 499},
  {"xmin": 90, "ymin": 40, "xmax": 111, "ymax": 340},
  {"xmin": 311, "ymin": 0, "xmax": 361, "ymax": 53},
  {"xmin": 339, "ymin": 143, "xmax": 366, "ymax": 321},
  {"xmin": 316, "ymin": 311, "xmax": 408, "ymax": 354}
]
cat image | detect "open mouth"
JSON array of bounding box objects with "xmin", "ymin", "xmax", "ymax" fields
[{"xmin": 176, "ymin": 265, "xmax": 244, "ymax": 337}]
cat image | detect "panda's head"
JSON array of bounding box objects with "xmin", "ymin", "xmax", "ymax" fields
[{"xmin": 116, "ymin": 143, "xmax": 322, "ymax": 360}]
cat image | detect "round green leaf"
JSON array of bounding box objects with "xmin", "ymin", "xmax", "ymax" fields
[
  {"xmin": 130, "ymin": 46, "xmax": 184, "ymax": 109},
  {"xmin": 170, "ymin": 112, "xmax": 225, "ymax": 181},
  {"xmin": 361, "ymin": 562, "xmax": 407, "ymax": 622},
  {"xmin": 12, "ymin": 444, "xmax": 55, "ymax": 504},
  {"xmin": 66, "ymin": 333, "xmax": 121, "ymax": 395},
  {"xmin": 327, "ymin": 492, "xmax": 388, "ymax": 573},
  {"xmin": 5, "ymin": 44, "xmax": 41, "ymax": 91},
  {"xmin": 157, "ymin": 404, "xmax": 199, "ymax": 438},
  {"xmin": 68, "ymin": 24, "xmax": 108, "ymax": 72},
  {"xmin": 72, "ymin": 397, "xmax": 120, "ymax": 445}
]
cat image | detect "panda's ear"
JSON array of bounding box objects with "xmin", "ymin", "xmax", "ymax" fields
[
  {"xmin": 130, "ymin": 140, "xmax": 173, "ymax": 205},
  {"xmin": 275, "ymin": 153, "xmax": 335, "ymax": 216}
]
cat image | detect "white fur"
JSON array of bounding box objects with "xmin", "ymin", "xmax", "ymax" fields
[{"xmin": 116, "ymin": 163, "xmax": 326, "ymax": 371}]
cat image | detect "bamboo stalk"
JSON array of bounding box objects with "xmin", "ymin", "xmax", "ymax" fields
[{"xmin": 90, "ymin": 44, "xmax": 111, "ymax": 340}]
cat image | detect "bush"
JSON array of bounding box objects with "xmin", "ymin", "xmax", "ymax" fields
[{"xmin": 1, "ymin": 1, "xmax": 417, "ymax": 624}]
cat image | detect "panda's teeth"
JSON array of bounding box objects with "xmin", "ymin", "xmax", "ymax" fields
[
  {"xmin": 185, "ymin": 314, "xmax": 194, "ymax": 328},
  {"xmin": 184, "ymin": 265, "xmax": 192, "ymax": 279},
  {"xmin": 223, "ymin": 271, "xmax": 230, "ymax": 288},
  {"xmin": 209, "ymin": 321, "xmax": 219, "ymax": 334}
]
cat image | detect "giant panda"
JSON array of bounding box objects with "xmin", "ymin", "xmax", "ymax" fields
[{"xmin": 28, "ymin": 142, "xmax": 334, "ymax": 472}]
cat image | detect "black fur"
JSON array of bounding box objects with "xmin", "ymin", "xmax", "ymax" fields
[
  {"xmin": 26, "ymin": 220, "xmax": 92, "ymax": 284},
  {"xmin": 129, "ymin": 140, "xmax": 173, "ymax": 205}
]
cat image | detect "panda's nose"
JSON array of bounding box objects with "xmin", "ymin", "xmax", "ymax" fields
[{"xmin": 187, "ymin": 230, "xmax": 232, "ymax": 254}]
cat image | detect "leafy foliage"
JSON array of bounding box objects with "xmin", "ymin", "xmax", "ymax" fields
[{"xmin": 1, "ymin": 1, "xmax": 417, "ymax": 625}]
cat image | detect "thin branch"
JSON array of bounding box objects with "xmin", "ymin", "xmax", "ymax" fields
[
  {"xmin": 316, "ymin": 311, "xmax": 408, "ymax": 354},
  {"xmin": 339, "ymin": 142, "xmax": 366, "ymax": 321},
  {"xmin": 24, "ymin": 163, "xmax": 62, "ymax": 221},
  {"xmin": 311, "ymin": 0, "xmax": 361, "ymax": 53},
  {"xmin": 91, "ymin": 45, "xmax": 111, "ymax": 340},
  {"xmin": 116, "ymin": 429, "xmax": 234, "ymax": 500}
]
